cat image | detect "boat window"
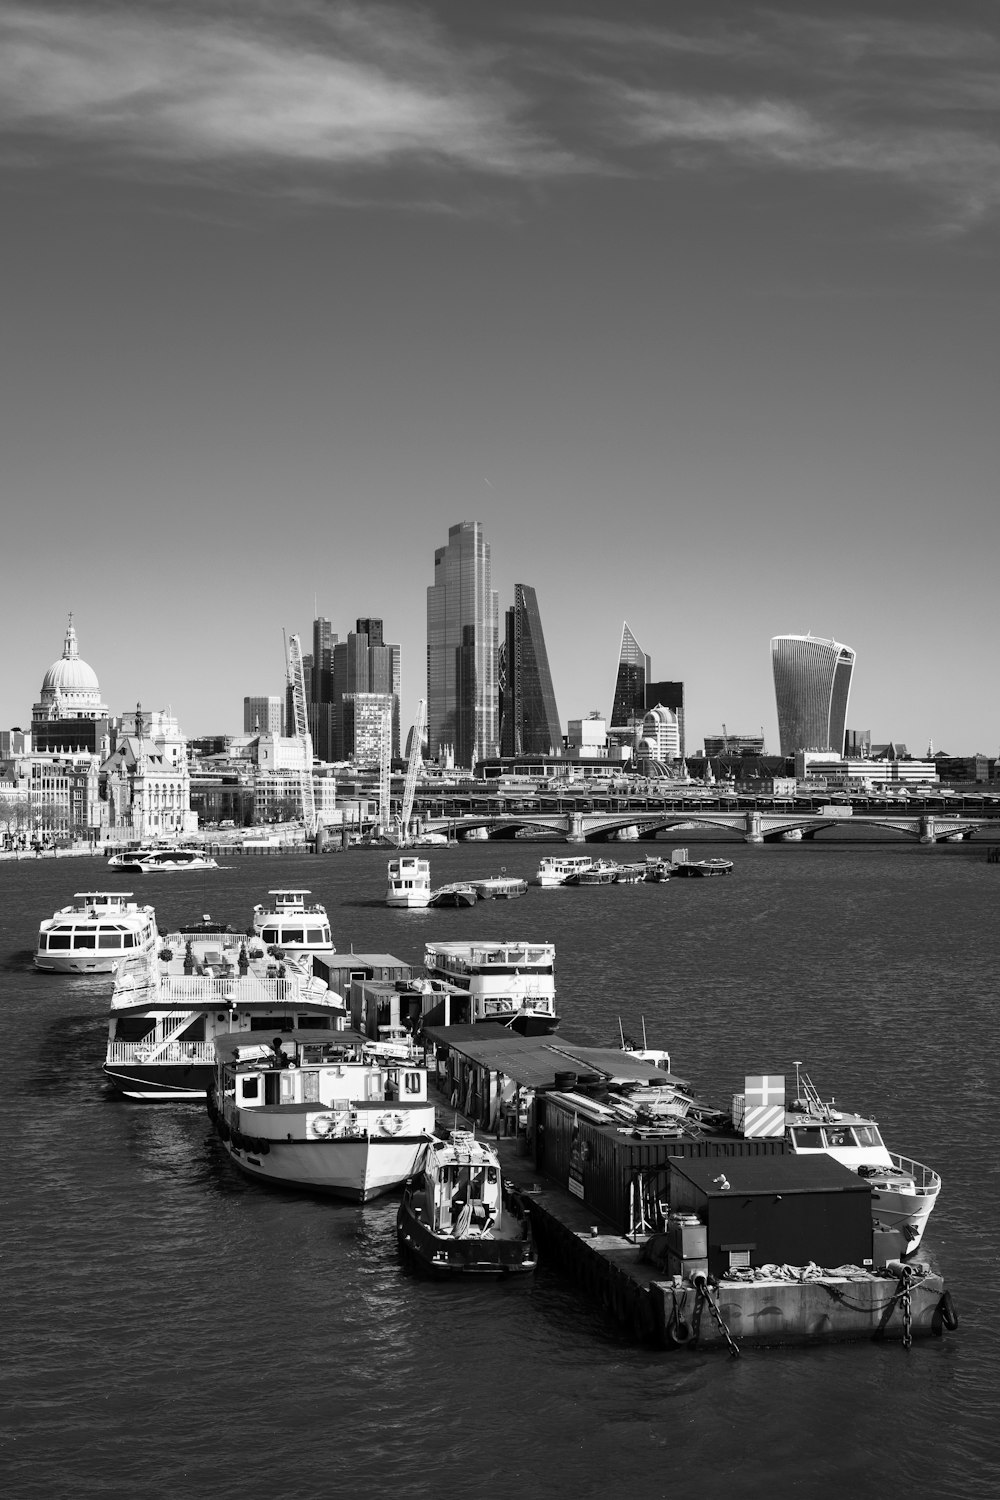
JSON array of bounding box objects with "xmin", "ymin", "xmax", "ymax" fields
[
  {"xmin": 823, "ymin": 1128, "xmax": 849, "ymax": 1148},
  {"xmin": 240, "ymin": 1077, "xmax": 260, "ymax": 1101},
  {"xmin": 282, "ymin": 928, "xmax": 305, "ymax": 944},
  {"xmin": 853, "ymin": 1125, "xmax": 882, "ymax": 1147},
  {"xmin": 792, "ymin": 1127, "xmax": 824, "ymax": 1147},
  {"xmin": 98, "ymin": 933, "xmax": 123, "ymax": 949},
  {"xmin": 123, "ymin": 933, "xmax": 137, "ymax": 948},
  {"xmin": 75, "ymin": 932, "xmax": 96, "ymax": 949},
  {"xmin": 306, "ymin": 929, "xmax": 325, "ymax": 943},
  {"xmin": 261, "ymin": 928, "xmax": 279, "ymax": 944},
  {"xmin": 46, "ymin": 935, "xmax": 73, "ymax": 950}
]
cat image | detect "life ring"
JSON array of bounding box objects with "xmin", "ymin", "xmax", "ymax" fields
[
  {"xmin": 312, "ymin": 1115, "xmax": 335, "ymax": 1138},
  {"xmin": 380, "ymin": 1113, "xmax": 404, "ymax": 1136},
  {"xmin": 135, "ymin": 1048, "xmax": 152, "ymax": 1063}
]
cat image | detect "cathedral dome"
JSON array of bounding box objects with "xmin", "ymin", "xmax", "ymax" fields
[{"xmin": 35, "ymin": 616, "xmax": 108, "ymax": 720}]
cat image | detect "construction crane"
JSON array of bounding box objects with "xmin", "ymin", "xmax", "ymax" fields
[
  {"xmin": 377, "ymin": 702, "xmax": 393, "ymax": 837},
  {"xmin": 398, "ymin": 699, "xmax": 426, "ymax": 844},
  {"xmin": 285, "ymin": 632, "xmax": 318, "ymax": 837}
]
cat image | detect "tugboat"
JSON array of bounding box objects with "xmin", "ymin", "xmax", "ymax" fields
[{"xmin": 397, "ymin": 1131, "xmax": 537, "ymax": 1275}]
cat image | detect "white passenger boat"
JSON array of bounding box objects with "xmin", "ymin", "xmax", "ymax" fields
[
  {"xmin": 103, "ymin": 940, "xmax": 345, "ymax": 1100},
  {"xmin": 423, "ymin": 939, "xmax": 559, "ymax": 1035},
  {"xmin": 386, "ymin": 856, "xmax": 432, "ymax": 909},
  {"xmin": 208, "ymin": 1029, "xmax": 436, "ymax": 1201},
  {"xmin": 733, "ymin": 1070, "xmax": 941, "ymax": 1258},
  {"xmin": 252, "ymin": 890, "xmax": 335, "ymax": 954},
  {"xmin": 34, "ymin": 891, "xmax": 159, "ymax": 974},
  {"xmin": 107, "ymin": 846, "xmax": 219, "ymax": 873},
  {"xmin": 535, "ymin": 855, "xmax": 596, "ymax": 887},
  {"xmin": 397, "ymin": 1130, "xmax": 537, "ymax": 1276}
]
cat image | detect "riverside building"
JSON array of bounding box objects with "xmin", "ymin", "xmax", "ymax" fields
[{"xmin": 771, "ymin": 634, "xmax": 856, "ymax": 758}]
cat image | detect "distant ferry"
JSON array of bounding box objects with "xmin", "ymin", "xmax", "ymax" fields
[
  {"xmin": 34, "ymin": 891, "xmax": 159, "ymax": 974},
  {"xmin": 535, "ymin": 855, "xmax": 595, "ymax": 887},
  {"xmin": 423, "ymin": 939, "xmax": 559, "ymax": 1035},
  {"xmin": 107, "ymin": 846, "xmax": 218, "ymax": 873},
  {"xmin": 386, "ymin": 856, "xmax": 431, "ymax": 909}
]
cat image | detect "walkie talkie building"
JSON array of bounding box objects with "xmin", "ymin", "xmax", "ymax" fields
[{"xmin": 771, "ymin": 634, "xmax": 855, "ymax": 756}]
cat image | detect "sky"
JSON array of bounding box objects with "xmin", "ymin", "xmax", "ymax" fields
[{"xmin": 2, "ymin": 0, "xmax": 998, "ymax": 757}]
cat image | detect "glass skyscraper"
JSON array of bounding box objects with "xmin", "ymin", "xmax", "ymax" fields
[
  {"xmin": 499, "ymin": 584, "xmax": 561, "ymax": 756},
  {"xmin": 610, "ymin": 622, "xmax": 651, "ymax": 730},
  {"xmin": 427, "ymin": 522, "xmax": 498, "ymax": 767},
  {"xmin": 771, "ymin": 634, "xmax": 856, "ymax": 756}
]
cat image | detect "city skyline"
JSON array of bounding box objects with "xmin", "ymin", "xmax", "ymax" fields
[{"xmin": 1, "ymin": 1, "xmax": 997, "ymax": 756}]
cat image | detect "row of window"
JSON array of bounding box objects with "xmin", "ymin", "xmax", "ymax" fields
[
  {"xmin": 791, "ymin": 1124, "xmax": 883, "ymax": 1149},
  {"xmin": 42, "ymin": 928, "xmax": 148, "ymax": 950}
]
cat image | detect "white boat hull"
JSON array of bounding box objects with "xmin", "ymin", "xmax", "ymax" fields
[
  {"xmin": 386, "ymin": 892, "xmax": 431, "ymax": 908},
  {"xmin": 222, "ymin": 1134, "xmax": 430, "ymax": 1201},
  {"xmin": 36, "ymin": 954, "xmax": 125, "ymax": 974}
]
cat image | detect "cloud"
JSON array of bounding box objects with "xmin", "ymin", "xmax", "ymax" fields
[{"xmin": 0, "ymin": 1, "xmax": 570, "ymax": 179}]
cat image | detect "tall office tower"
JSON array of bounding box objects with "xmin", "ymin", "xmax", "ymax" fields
[
  {"xmin": 427, "ymin": 521, "xmax": 499, "ymax": 768},
  {"xmin": 243, "ymin": 696, "xmax": 284, "ymax": 734},
  {"xmin": 356, "ymin": 618, "xmax": 384, "ymax": 649},
  {"xmin": 312, "ymin": 617, "xmax": 334, "ymax": 703},
  {"xmin": 328, "ymin": 621, "xmax": 401, "ymax": 760},
  {"xmin": 499, "ymin": 584, "xmax": 561, "ymax": 756},
  {"xmin": 771, "ymin": 634, "xmax": 856, "ymax": 756},
  {"xmin": 646, "ymin": 680, "xmax": 685, "ymax": 759},
  {"xmin": 610, "ymin": 622, "xmax": 651, "ymax": 730}
]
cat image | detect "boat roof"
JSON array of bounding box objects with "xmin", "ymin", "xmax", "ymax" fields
[
  {"xmin": 422, "ymin": 1026, "xmax": 677, "ymax": 1090},
  {"xmin": 425, "ymin": 1131, "xmax": 500, "ymax": 1169},
  {"xmin": 73, "ymin": 891, "xmax": 137, "ymax": 901},
  {"xmin": 670, "ymin": 1154, "xmax": 871, "ymax": 1196},
  {"xmin": 785, "ymin": 1105, "xmax": 873, "ymax": 1128},
  {"xmin": 267, "ymin": 889, "xmax": 313, "ymax": 897},
  {"xmin": 425, "ymin": 939, "xmax": 554, "ymax": 959},
  {"xmin": 214, "ymin": 1027, "xmax": 394, "ymax": 1064}
]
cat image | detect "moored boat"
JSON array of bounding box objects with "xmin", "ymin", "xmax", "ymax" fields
[
  {"xmin": 732, "ymin": 1069, "xmax": 941, "ymax": 1258},
  {"xmin": 34, "ymin": 891, "xmax": 159, "ymax": 974},
  {"xmin": 535, "ymin": 855, "xmax": 596, "ymax": 887},
  {"xmin": 567, "ymin": 859, "xmax": 618, "ymax": 886},
  {"xmin": 428, "ymin": 883, "xmax": 478, "ymax": 908},
  {"xmin": 671, "ymin": 849, "xmax": 734, "ymax": 878},
  {"xmin": 397, "ymin": 1130, "xmax": 537, "ymax": 1275},
  {"xmin": 103, "ymin": 938, "xmax": 345, "ymax": 1100},
  {"xmin": 208, "ymin": 1029, "xmax": 436, "ymax": 1200},
  {"xmin": 386, "ymin": 856, "xmax": 432, "ymax": 908},
  {"xmin": 252, "ymin": 890, "xmax": 335, "ymax": 953},
  {"xmin": 423, "ymin": 939, "xmax": 559, "ymax": 1034},
  {"xmin": 472, "ymin": 876, "xmax": 528, "ymax": 900}
]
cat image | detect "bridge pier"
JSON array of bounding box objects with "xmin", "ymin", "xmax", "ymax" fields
[
  {"xmin": 566, "ymin": 813, "xmax": 585, "ymax": 844},
  {"xmin": 745, "ymin": 811, "xmax": 764, "ymax": 845},
  {"xmin": 920, "ymin": 815, "xmax": 936, "ymax": 845}
]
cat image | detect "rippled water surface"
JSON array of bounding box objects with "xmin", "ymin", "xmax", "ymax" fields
[{"xmin": 3, "ymin": 839, "xmax": 998, "ymax": 1500}]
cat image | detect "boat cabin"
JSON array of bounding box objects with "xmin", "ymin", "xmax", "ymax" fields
[
  {"xmin": 253, "ymin": 890, "xmax": 333, "ymax": 951},
  {"xmin": 416, "ymin": 1132, "xmax": 503, "ymax": 1236}
]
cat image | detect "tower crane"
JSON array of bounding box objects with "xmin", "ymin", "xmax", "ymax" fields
[
  {"xmin": 285, "ymin": 632, "xmax": 318, "ymax": 838},
  {"xmin": 398, "ymin": 699, "xmax": 426, "ymax": 844}
]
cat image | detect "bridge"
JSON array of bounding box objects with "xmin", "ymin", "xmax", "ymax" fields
[{"xmin": 415, "ymin": 807, "xmax": 993, "ymax": 845}]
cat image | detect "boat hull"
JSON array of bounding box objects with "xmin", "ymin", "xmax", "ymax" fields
[
  {"xmin": 386, "ymin": 893, "xmax": 431, "ymax": 908},
  {"xmin": 220, "ymin": 1134, "xmax": 429, "ymax": 1201},
  {"xmin": 36, "ymin": 954, "xmax": 124, "ymax": 974},
  {"xmin": 104, "ymin": 1061, "xmax": 212, "ymax": 1100},
  {"xmin": 397, "ymin": 1205, "xmax": 537, "ymax": 1276}
]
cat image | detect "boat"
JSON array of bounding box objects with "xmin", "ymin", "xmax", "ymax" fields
[
  {"xmin": 207, "ymin": 1029, "xmax": 436, "ymax": 1200},
  {"xmin": 252, "ymin": 890, "xmax": 335, "ymax": 953},
  {"xmin": 103, "ymin": 938, "xmax": 346, "ymax": 1100},
  {"xmin": 472, "ymin": 876, "xmax": 527, "ymax": 900},
  {"xmin": 386, "ymin": 856, "xmax": 432, "ymax": 909},
  {"xmin": 643, "ymin": 856, "xmax": 673, "ymax": 882},
  {"xmin": 397, "ymin": 1130, "xmax": 537, "ymax": 1275},
  {"xmin": 566, "ymin": 859, "xmax": 618, "ymax": 885},
  {"xmin": 428, "ymin": 883, "xmax": 478, "ymax": 908},
  {"xmin": 423, "ymin": 939, "xmax": 559, "ymax": 1035},
  {"xmin": 670, "ymin": 849, "xmax": 734, "ymax": 878},
  {"xmin": 107, "ymin": 846, "xmax": 219, "ymax": 873},
  {"xmin": 734, "ymin": 1070, "xmax": 941, "ymax": 1258},
  {"xmin": 535, "ymin": 855, "xmax": 596, "ymax": 887},
  {"xmin": 34, "ymin": 891, "xmax": 159, "ymax": 974}
]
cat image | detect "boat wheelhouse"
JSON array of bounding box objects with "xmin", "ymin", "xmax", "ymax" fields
[
  {"xmin": 107, "ymin": 846, "xmax": 219, "ymax": 873},
  {"xmin": 733, "ymin": 1070, "xmax": 941, "ymax": 1259},
  {"xmin": 252, "ymin": 890, "xmax": 335, "ymax": 954},
  {"xmin": 535, "ymin": 855, "xmax": 596, "ymax": 887},
  {"xmin": 103, "ymin": 939, "xmax": 346, "ymax": 1100},
  {"xmin": 422, "ymin": 939, "xmax": 558, "ymax": 1035},
  {"xmin": 397, "ymin": 1131, "xmax": 537, "ymax": 1276},
  {"xmin": 208, "ymin": 1029, "xmax": 436, "ymax": 1200},
  {"xmin": 34, "ymin": 891, "xmax": 159, "ymax": 974},
  {"xmin": 386, "ymin": 856, "xmax": 432, "ymax": 909}
]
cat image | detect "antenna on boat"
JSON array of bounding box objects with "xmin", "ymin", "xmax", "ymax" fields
[
  {"xmin": 618, "ymin": 1016, "xmax": 625, "ymax": 1049},
  {"xmin": 641, "ymin": 1017, "xmax": 648, "ymax": 1050},
  {"xmin": 793, "ymin": 1060, "xmax": 803, "ymax": 1100}
]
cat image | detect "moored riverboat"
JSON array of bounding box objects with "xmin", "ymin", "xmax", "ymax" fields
[
  {"xmin": 252, "ymin": 889, "xmax": 335, "ymax": 954},
  {"xmin": 103, "ymin": 939, "xmax": 345, "ymax": 1100},
  {"xmin": 535, "ymin": 855, "xmax": 596, "ymax": 887},
  {"xmin": 208, "ymin": 1029, "xmax": 436, "ymax": 1200},
  {"xmin": 473, "ymin": 876, "xmax": 528, "ymax": 900},
  {"xmin": 34, "ymin": 890, "xmax": 159, "ymax": 974},
  {"xmin": 107, "ymin": 846, "xmax": 219, "ymax": 873},
  {"xmin": 423, "ymin": 939, "xmax": 559, "ymax": 1035},
  {"xmin": 671, "ymin": 849, "xmax": 734, "ymax": 878},
  {"xmin": 397, "ymin": 1130, "xmax": 537, "ymax": 1275},
  {"xmin": 386, "ymin": 856, "xmax": 432, "ymax": 908}
]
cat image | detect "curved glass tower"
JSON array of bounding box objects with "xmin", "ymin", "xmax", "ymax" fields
[
  {"xmin": 499, "ymin": 584, "xmax": 561, "ymax": 756},
  {"xmin": 771, "ymin": 634, "xmax": 855, "ymax": 756}
]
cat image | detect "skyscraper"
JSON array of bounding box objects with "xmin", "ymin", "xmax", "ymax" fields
[
  {"xmin": 499, "ymin": 584, "xmax": 561, "ymax": 756},
  {"xmin": 771, "ymin": 634, "xmax": 856, "ymax": 756},
  {"xmin": 427, "ymin": 522, "xmax": 498, "ymax": 767},
  {"xmin": 610, "ymin": 622, "xmax": 650, "ymax": 730}
]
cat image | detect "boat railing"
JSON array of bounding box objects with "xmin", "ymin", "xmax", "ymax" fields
[
  {"xmin": 106, "ymin": 1039, "xmax": 216, "ymax": 1065},
  {"xmin": 888, "ymin": 1151, "xmax": 941, "ymax": 1193},
  {"xmin": 158, "ymin": 973, "xmax": 302, "ymax": 1005}
]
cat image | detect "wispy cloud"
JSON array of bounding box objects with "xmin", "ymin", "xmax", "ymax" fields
[{"xmin": 0, "ymin": 1, "xmax": 570, "ymax": 180}]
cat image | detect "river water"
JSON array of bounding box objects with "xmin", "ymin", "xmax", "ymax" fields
[{"xmin": 3, "ymin": 837, "xmax": 997, "ymax": 1500}]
